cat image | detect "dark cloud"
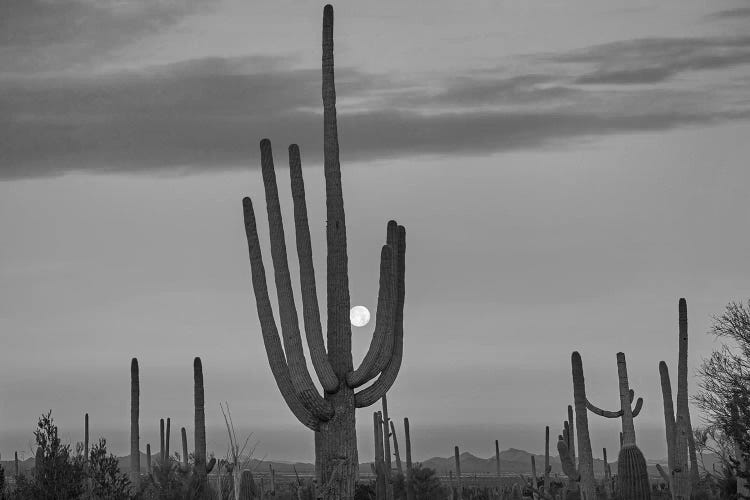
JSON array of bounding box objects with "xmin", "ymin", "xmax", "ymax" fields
[
  {"xmin": 556, "ymin": 36, "xmax": 750, "ymax": 84},
  {"xmin": 707, "ymin": 7, "xmax": 750, "ymax": 20},
  {"xmin": 0, "ymin": 0, "xmax": 214, "ymax": 73},
  {"xmin": 1, "ymin": 51, "xmax": 747, "ymax": 179}
]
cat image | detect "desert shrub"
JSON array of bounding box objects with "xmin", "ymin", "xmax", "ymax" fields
[
  {"xmin": 87, "ymin": 437, "xmax": 131, "ymax": 499},
  {"xmin": 411, "ymin": 464, "xmax": 448, "ymax": 500},
  {"xmin": 12, "ymin": 411, "xmax": 85, "ymax": 500}
]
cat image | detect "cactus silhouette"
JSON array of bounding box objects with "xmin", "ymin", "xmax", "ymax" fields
[
  {"xmin": 194, "ymin": 357, "xmax": 207, "ymax": 483},
  {"xmin": 568, "ymin": 352, "xmax": 596, "ymax": 500},
  {"xmin": 659, "ymin": 298, "xmax": 699, "ymax": 499},
  {"xmin": 241, "ymin": 5, "xmax": 406, "ymax": 498},
  {"xmin": 617, "ymin": 444, "xmax": 652, "ymax": 500},
  {"xmin": 130, "ymin": 357, "xmax": 140, "ymax": 488},
  {"xmin": 586, "ymin": 352, "xmax": 644, "ymax": 445}
]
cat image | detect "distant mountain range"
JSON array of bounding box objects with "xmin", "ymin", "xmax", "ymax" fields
[{"xmin": 1, "ymin": 448, "xmax": 722, "ymax": 480}]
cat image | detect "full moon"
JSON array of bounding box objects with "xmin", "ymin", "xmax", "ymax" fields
[{"xmin": 350, "ymin": 305, "xmax": 370, "ymax": 327}]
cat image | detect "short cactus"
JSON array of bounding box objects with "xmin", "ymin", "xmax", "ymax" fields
[{"xmin": 617, "ymin": 444, "xmax": 652, "ymax": 500}]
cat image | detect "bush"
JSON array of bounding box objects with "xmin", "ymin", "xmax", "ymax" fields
[
  {"xmin": 87, "ymin": 437, "xmax": 131, "ymax": 499},
  {"xmin": 13, "ymin": 411, "xmax": 85, "ymax": 500}
]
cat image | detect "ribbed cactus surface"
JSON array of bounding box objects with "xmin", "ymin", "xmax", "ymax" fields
[{"xmin": 617, "ymin": 444, "xmax": 652, "ymax": 500}]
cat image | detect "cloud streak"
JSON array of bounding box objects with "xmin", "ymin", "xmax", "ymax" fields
[
  {"xmin": 557, "ymin": 36, "xmax": 750, "ymax": 85},
  {"xmin": 2, "ymin": 31, "xmax": 750, "ymax": 178},
  {"xmin": 0, "ymin": 0, "xmax": 215, "ymax": 73}
]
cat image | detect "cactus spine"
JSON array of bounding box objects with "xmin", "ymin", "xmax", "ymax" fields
[
  {"xmin": 241, "ymin": 6, "xmax": 406, "ymax": 498},
  {"xmin": 130, "ymin": 357, "xmax": 140, "ymax": 488},
  {"xmin": 194, "ymin": 357, "xmax": 207, "ymax": 482},
  {"xmin": 570, "ymin": 352, "xmax": 595, "ymax": 500}
]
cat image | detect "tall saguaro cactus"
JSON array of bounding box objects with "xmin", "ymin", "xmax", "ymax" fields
[
  {"xmin": 659, "ymin": 299, "xmax": 699, "ymax": 499},
  {"xmin": 569, "ymin": 352, "xmax": 595, "ymax": 500},
  {"xmin": 194, "ymin": 357, "xmax": 207, "ymax": 482},
  {"xmin": 585, "ymin": 352, "xmax": 644, "ymax": 445},
  {"xmin": 241, "ymin": 5, "xmax": 406, "ymax": 499},
  {"xmin": 130, "ymin": 358, "xmax": 140, "ymax": 488}
]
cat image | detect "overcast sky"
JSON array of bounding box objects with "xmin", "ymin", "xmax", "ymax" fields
[{"xmin": 1, "ymin": 0, "xmax": 750, "ymax": 464}]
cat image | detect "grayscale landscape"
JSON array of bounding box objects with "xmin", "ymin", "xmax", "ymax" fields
[{"xmin": 1, "ymin": 1, "xmax": 749, "ymax": 499}]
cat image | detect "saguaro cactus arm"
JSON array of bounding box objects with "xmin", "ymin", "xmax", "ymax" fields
[
  {"xmin": 288, "ymin": 144, "xmax": 339, "ymax": 394},
  {"xmin": 557, "ymin": 438, "xmax": 581, "ymax": 482},
  {"xmin": 243, "ymin": 197, "xmax": 322, "ymax": 431},
  {"xmin": 586, "ymin": 389, "xmax": 643, "ymax": 418},
  {"xmin": 322, "ymin": 3, "xmax": 352, "ymax": 379},
  {"xmin": 354, "ymin": 225, "xmax": 405, "ymax": 408},
  {"xmin": 260, "ymin": 139, "xmax": 334, "ymax": 421},
  {"xmin": 347, "ymin": 222, "xmax": 398, "ymax": 388}
]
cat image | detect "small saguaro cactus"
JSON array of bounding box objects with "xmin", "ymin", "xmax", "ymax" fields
[
  {"xmin": 585, "ymin": 352, "xmax": 644, "ymax": 446},
  {"xmin": 454, "ymin": 446, "xmax": 463, "ymax": 499},
  {"xmin": 84, "ymin": 413, "xmax": 89, "ymax": 463},
  {"xmin": 130, "ymin": 357, "xmax": 140, "ymax": 488},
  {"xmin": 241, "ymin": 5, "xmax": 406, "ymax": 498},
  {"xmin": 618, "ymin": 444, "xmax": 652, "ymax": 500},
  {"xmin": 181, "ymin": 427, "xmax": 189, "ymax": 468},
  {"xmin": 404, "ymin": 418, "xmax": 415, "ymax": 500}
]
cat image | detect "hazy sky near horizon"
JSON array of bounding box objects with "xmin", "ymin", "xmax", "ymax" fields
[{"xmin": 2, "ymin": 0, "xmax": 750, "ymax": 463}]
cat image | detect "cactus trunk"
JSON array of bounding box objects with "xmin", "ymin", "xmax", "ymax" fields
[
  {"xmin": 617, "ymin": 353, "xmax": 637, "ymax": 446},
  {"xmin": 390, "ymin": 420, "xmax": 403, "ymax": 475},
  {"xmin": 382, "ymin": 396, "xmax": 393, "ymax": 500},
  {"xmin": 454, "ymin": 446, "xmax": 463, "ymax": 499},
  {"xmin": 181, "ymin": 427, "xmax": 188, "ymax": 468},
  {"xmin": 571, "ymin": 352, "xmax": 596, "ymax": 500},
  {"xmin": 194, "ymin": 357, "xmax": 207, "ymax": 482},
  {"xmin": 544, "ymin": 426, "xmax": 550, "ymax": 496},
  {"xmin": 130, "ymin": 358, "xmax": 140, "ymax": 488},
  {"xmin": 165, "ymin": 417, "xmax": 170, "ymax": 462},
  {"xmin": 495, "ymin": 439, "xmax": 501, "ymax": 478},
  {"xmin": 146, "ymin": 443, "xmax": 151, "ymax": 474},
  {"xmin": 160, "ymin": 418, "xmax": 165, "ymax": 463},
  {"xmin": 405, "ymin": 418, "xmax": 415, "ymax": 500},
  {"xmin": 617, "ymin": 444, "xmax": 652, "ymax": 500},
  {"xmin": 374, "ymin": 412, "xmax": 385, "ymax": 500},
  {"xmin": 84, "ymin": 413, "xmax": 89, "ymax": 463}
]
